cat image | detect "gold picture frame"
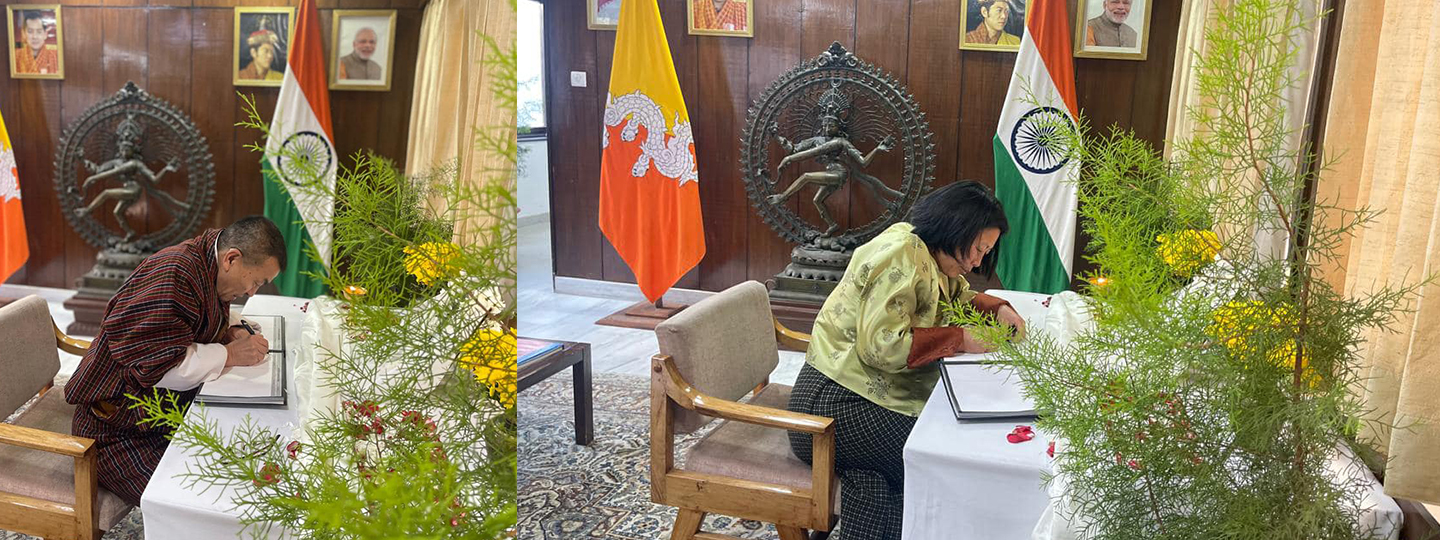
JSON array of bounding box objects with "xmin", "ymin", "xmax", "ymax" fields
[
  {"xmin": 959, "ymin": 0, "xmax": 1024, "ymax": 52},
  {"xmin": 588, "ymin": 0, "xmax": 620, "ymax": 31},
  {"xmin": 687, "ymin": 0, "xmax": 753, "ymax": 38},
  {"xmin": 233, "ymin": 7, "xmax": 296, "ymax": 88},
  {"xmin": 7, "ymin": 4, "xmax": 64, "ymax": 80},
  {"xmin": 1073, "ymin": 0, "xmax": 1151, "ymax": 61},
  {"xmin": 329, "ymin": 9, "xmax": 397, "ymax": 92}
]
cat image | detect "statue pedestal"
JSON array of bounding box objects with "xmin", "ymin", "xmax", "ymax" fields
[
  {"xmin": 65, "ymin": 248, "xmax": 147, "ymax": 336},
  {"xmin": 767, "ymin": 244, "xmax": 852, "ymax": 335}
]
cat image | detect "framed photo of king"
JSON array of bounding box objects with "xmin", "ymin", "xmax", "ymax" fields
[
  {"xmin": 7, "ymin": 4, "xmax": 64, "ymax": 80},
  {"xmin": 329, "ymin": 10, "xmax": 397, "ymax": 92},
  {"xmin": 687, "ymin": 0, "xmax": 753, "ymax": 37},
  {"xmin": 960, "ymin": 0, "xmax": 1025, "ymax": 52},
  {"xmin": 234, "ymin": 7, "xmax": 295, "ymax": 88},
  {"xmin": 1073, "ymin": 0, "xmax": 1152, "ymax": 60}
]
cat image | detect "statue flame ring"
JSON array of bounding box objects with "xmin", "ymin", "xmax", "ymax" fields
[
  {"xmin": 53, "ymin": 82, "xmax": 215, "ymax": 253},
  {"xmin": 742, "ymin": 42, "xmax": 936, "ymax": 250}
]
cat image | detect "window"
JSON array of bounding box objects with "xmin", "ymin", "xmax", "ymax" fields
[{"xmin": 518, "ymin": 0, "xmax": 545, "ymax": 139}]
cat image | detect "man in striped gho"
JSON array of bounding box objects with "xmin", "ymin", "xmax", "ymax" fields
[{"xmin": 64, "ymin": 216, "xmax": 287, "ymax": 505}]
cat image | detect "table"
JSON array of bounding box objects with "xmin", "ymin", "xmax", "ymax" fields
[
  {"xmin": 140, "ymin": 294, "xmax": 308, "ymax": 540},
  {"xmin": 518, "ymin": 338, "xmax": 593, "ymax": 446}
]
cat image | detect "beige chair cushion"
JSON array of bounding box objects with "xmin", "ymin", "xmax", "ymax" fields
[
  {"xmin": 0, "ymin": 296, "xmax": 61, "ymax": 416},
  {"xmin": 683, "ymin": 384, "xmax": 841, "ymax": 515},
  {"xmin": 0, "ymin": 388, "xmax": 132, "ymax": 530},
  {"xmin": 656, "ymin": 281, "xmax": 779, "ymax": 434}
]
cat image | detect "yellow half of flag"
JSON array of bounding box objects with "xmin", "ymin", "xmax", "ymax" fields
[{"xmin": 609, "ymin": 0, "xmax": 689, "ymax": 132}]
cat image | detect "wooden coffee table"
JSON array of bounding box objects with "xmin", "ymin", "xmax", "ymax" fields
[{"xmin": 518, "ymin": 338, "xmax": 593, "ymax": 445}]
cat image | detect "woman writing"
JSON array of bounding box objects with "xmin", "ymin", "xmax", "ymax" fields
[{"xmin": 787, "ymin": 180, "xmax": 1025, "ymax": 540}]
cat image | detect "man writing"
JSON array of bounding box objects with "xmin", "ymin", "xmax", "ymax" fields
[
  {"xmin": 13, "ymin": 10, "xmax": 59, "ymax": 75},
  {"xmin": 964, "ymin": 0, "xmax": 1020, "ymax": 46},
  {"xmin": 65, "ymin": 216, "xmax": 286, "ymax": 505},
  {"xmin": 338, "ymin": 27, "xmax": 381, "ymax": 80},
  {"xmin": 1085, "ymin": 0, "xmax": 1138, "ymax": 48}
]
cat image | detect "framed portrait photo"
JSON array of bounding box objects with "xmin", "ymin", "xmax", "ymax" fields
[
  {"xmin": 688, "ymin": 0, "xmax": 753, "ymax": 37},
  {"xmin": 588, "ymin": 0, "xmax": 620, "ymax": 31},
  {"xmin": 1074, "ymin": 0, "xmax": 1151, "ymax": 60},
  {"xmin": 960, "ymin": 0, "xmax": 1025, "ymax": 52},
  {"xmin": 6, "ymin": 4, "xmax": 64, "ymax": 80},
  {"xmin": 330, "ymin": 10, "xmax": 397, "ymax": 91},
  {"xmin": 234, "ymin": 7, "xmax": 295, "ymax": 88}
]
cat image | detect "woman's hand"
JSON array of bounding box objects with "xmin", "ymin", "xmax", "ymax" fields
[
  {"xmin": 961, "ymin": 328, "xmax": 994, "ymax": 354},
  {"xmin": 996, "ymin": 305, "xmax": 1027, "ymax": 341}
]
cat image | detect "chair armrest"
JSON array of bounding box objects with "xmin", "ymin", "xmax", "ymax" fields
[
  {"xmin": 655, "ymin": 356, "xmax": 832, "ymax": 435},
  {"xmin": 54, "ymin": 322, "xmax": 92, "ymax": 356},
  {"xmin": 773, "ymin": 318, "xmax": 810, "ymax": 351},
  {"xmin": 0, "ymin": 423, "xmax": 95, "ymax": 458}
]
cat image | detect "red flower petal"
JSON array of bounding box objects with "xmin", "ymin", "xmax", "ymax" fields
[{"xmin": 1046, "ymin": 441, "xmax": 1056, "ymax": 458}]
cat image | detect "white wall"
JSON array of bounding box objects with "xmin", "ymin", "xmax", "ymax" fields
[{"xmin": 517, "ymin": 138, "xmax": 550, "ymax": 225}]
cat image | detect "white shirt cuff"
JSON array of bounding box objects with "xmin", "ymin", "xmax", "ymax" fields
[{"xmin": 155, "ymin": 343, "xmax": 229, "ymax": 391}]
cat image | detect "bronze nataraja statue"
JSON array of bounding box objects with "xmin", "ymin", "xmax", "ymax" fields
[{"xmin": 765, "ymin": 82, "xmax": 903, "ymax": 236}]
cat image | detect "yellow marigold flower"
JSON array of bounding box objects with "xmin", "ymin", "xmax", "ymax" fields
[
  {"xmin": 459, "ymin": 328, "xmax": 517, "ymax": 409},
  {"xmin": 1267, "ymin": 340, "xmax": 1321, "ymax": 388},
  {"xmin": 1208, "ymin": 300, "xmax": 1269, "ymax": 353},
  {"xmin": 1156, "ymin": 229, "xmax": 1221, "ymax": 277},
  {"xmin": 403, "ymin": 242, "xmax": 461, "ymax": 286}
]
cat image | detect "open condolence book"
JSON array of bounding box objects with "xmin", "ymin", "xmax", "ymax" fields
[
  {"xmin": 937, "ymin": 358, "xmax": 1037, "ymax": 421},
  {"xmin": 197, "ymin": 315, "xmax": 286, "ymax": 407}
]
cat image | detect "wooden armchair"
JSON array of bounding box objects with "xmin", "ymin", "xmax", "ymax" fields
[
  {"xmin": 0, "ymin": 295, "xmax": 130, "ymax": 540},
  {"xmin": 651, "ymin": 281, "xmax": 837, "ymax": 540}
]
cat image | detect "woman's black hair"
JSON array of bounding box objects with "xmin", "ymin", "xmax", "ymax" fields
[{"xmin": 907, "ymin": 180, "xmax": 1009, "ymax": 278}]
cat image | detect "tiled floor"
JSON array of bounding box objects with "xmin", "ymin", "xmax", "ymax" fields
[{"xmin": 516, "ymin": 217, "xmax": 807, "ymax": 384}]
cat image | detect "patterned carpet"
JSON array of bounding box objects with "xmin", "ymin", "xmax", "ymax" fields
[
  {"xmin": 518, "ymin": 373, "xmax": 781, "ymax": 540},
  {"xmin": 1, "ymin": 374, "xmax": 144, "ymax": 540}
]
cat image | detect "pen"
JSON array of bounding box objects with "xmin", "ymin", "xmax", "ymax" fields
[{"xmin": 240, "ymin": 320, "xmax": 256, "ymax": 335}]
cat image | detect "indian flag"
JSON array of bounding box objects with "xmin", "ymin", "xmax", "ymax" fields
[
  {"xmin": 262, "ymin": 0, "xmax": 333, "ymax": 298},
  {"xmin": 994, "ymin": 0, "xmax": 1079, "ymax": 294}
]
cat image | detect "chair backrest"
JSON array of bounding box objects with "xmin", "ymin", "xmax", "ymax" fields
[
  {"xmin": 0, "ymin": 296, "xmax": 62, "ymax": 416},
  {"xmin": 655, "ymin": 281, "xmax": 779, "ymax": 434}
]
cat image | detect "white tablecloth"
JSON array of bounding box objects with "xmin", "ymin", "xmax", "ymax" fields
[{"xmin": 139, "ymin": 294, "xmax": 311, "ymax": 540}]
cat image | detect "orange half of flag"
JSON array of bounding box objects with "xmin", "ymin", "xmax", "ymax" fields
[
  {"xmin": 0, "ymin": 109, "xmax": 28, "ymax": 284},
  {"xmin": 598, "ymin": 0, "xmax": 705, "ymax": 303}
]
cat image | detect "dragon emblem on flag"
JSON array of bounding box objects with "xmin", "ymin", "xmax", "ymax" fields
[
  {"xmin": 0, "ymin": 149, "xmax": 17, "ymax": 203},
  {"xmin": 602, "ymin": 90, "xmax": 698, "ymax": 185}
]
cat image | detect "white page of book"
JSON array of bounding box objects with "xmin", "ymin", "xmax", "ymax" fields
[
  {"xmin": 245, "ymin": 315, "xmax": 283, "ymax": 351},
  {"xmin": 201, "ymin": 352, "xmax": 281, "ymax": 398},
  {"xmin": 943, "ymin": 362, "xmax": 1034, "ymax": 413}
]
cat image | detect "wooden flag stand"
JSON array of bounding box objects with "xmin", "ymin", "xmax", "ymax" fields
[{"xmin": 595, "ymin": 296, "xmax": 690, "ymax": 331}]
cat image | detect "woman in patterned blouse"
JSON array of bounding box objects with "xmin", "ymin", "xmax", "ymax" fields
[{"xmin": 787, "ymin": 181, "xmax": 1025, "ymax": 540}]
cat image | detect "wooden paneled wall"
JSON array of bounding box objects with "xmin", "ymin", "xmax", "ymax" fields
[
  {"xmin": 546, "ymin": 0, "xmax": 1183, "ymax": 291},
  {"xmin": 0, "ymin": 0, "xmax": 425, "ymax": 290}
]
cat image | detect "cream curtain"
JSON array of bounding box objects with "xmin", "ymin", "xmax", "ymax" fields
[
  {"xmin": 1316, "ymin": 0, "xmax": 1440, "ymax": 504},
  {"xmin": 1163, "ymin": 0, "xmax": 1323, "ymax": 260},
  {"xmin": 406, "ymin": 0, "xmax": 517, "ymax": 245}
]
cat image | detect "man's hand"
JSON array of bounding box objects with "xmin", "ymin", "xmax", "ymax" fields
[
  {"xmin": 996, "ymin": 304, "xmax": 1027, "ymax": 341},
  {"xmin": 224, "ymin": 333, "xmax": 270, "ymax": 367}
]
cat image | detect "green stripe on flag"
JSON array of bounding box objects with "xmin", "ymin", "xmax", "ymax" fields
[
  {"xmin": 262, "ymin": 161, "xmax": 328, "ymax": 298},
  {"xmin": 993, "ymin": 136, "xmax": 1069, "ymax": 294}
]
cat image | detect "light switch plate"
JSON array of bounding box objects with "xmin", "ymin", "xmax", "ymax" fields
[{"xmin": 570, "ymin": 71, "xmax": 587, "ymax": 87}]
